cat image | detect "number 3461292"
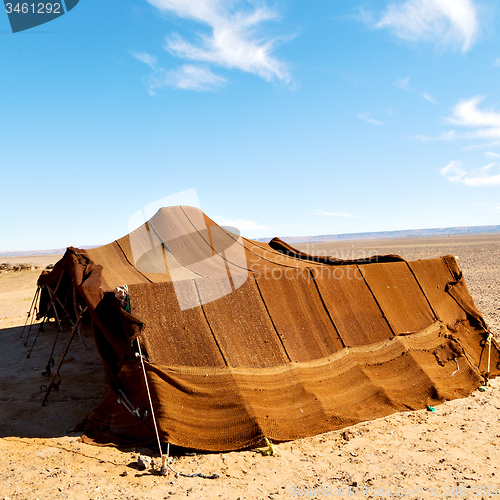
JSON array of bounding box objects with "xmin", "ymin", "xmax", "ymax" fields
[{"xmin": 5, "ymin": 3, "xmax": 62, "ymax": 14}]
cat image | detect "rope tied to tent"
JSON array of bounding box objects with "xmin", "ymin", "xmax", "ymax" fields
[
  {"xmin": 259, "ymin": 437, "xmax": 277, "ymax": 456},
  {"xmin": 486, "ymin": 332, "xmax": 493, "ymax": 376},
  {"xmin": 136, "ymin": 341, "xmax": 176, "ymax": 476},
  {"xmin": 135, "ymin": 340, "xmax": 220, "ymax": 479}
]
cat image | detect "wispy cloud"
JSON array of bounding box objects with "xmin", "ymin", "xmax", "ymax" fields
[
  {"xmin": 133, "ymin": 51, "xmax": 227, "ymax": 93},
  {"xmin": 413, "ymin": 130, "xmax": 457, "ymax": 141},
  {"xmin": 415, "ymin": 96, "xmax": 500, "ymax": 141},
  {"xmin": 395, "ymin": 76, "xmax": 412, "ymax": 90},
  {"xmin": 422, "ymin": 92, "xmax": 437, "ymax": 104},
  {"xmin": 447, "ymin": 95, "xmax": 500, "ymax": 138},
  {"xmin": 132, "ymin": 51, "xmax": 158, "ymax": 69},
  {"xmin": 357, "ymin": 112, "xmax": 383, "ymax": 126},
  {"xmin": 432, "ymin": 98, "xmax": 500, "ymax": 185},
  {"xmin": 376, "ymin": 0, "xmax": 479, "ymax": 52},
  {"xmin": 463, "ymin": 140, "xmax": 500, "ymax": 151},
  {"xmin": 136, "ymin": 0, "xmax": 291, "ymax": 93},
  {"xmin": 394, "ymin": 76, "xmax": 437, "ymax": 104},
  {"xmin": 440, "ymin": 160, "xmax": 466, "ymax": 182},
  {"xmin": 149, "ymin": 64, "xmax": 226, "ymax": 93},
  {"xmin": 440, "ymin": 160, "xmax": 500, "ymax": 186},
  {"xmin": 310, "ymin": 210, "xmax": 362, "ymax": 219}
]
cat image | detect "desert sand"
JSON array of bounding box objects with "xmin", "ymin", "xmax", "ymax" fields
[{"xmin": 0, "ymin": 236, "xmax": 499, "ymax": 500}]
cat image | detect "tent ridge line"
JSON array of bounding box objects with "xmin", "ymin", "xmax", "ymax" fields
[
  {"xmin": 307, "ymin": 267, "xmax": 345, "ymax": 349},
  {"xmin": 355, "ymin": 264, "xmax": 396, "ymax": 337},
  {"xmin": 115, "ymin": 239, "xmax": 153, "ymax": 283},
  {"xmin": 180, "ymin": 205, "xmax": 250, "ymax": 273},
  {"xmin": 405, "ymin": 260, "xmax": 439, "ymax": 322},
  {"xmin": 193, "ymin": 279, "xmax": 229, "ymax": 367},
  {"xmin": 253, "ymin": 274, "xmax": 292, "ymax": 363},
  {"xmin": 147, "ymin": 215, "xmax": 205, "ymax": 279}
]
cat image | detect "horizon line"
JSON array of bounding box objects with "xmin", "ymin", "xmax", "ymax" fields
[{"xmin": 1, "ymin": 224, "xmax": 500, "ymax": 257}]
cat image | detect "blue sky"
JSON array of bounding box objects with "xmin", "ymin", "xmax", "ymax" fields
[{"xmin": 1, "ymin": 0, "xmax": 500, "ymax": 252}]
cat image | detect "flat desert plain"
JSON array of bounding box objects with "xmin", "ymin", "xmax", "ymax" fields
[{"xmin": 0, "ymin": 235, "xmax": 499, "ymax": 500}]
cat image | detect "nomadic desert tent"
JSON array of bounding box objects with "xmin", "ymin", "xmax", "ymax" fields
[{"xmin": 35, "ymin": 206, "xmax": 500, "ymax": 452}]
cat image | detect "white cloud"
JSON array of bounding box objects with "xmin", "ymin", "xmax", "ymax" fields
[
  {"xmin": 133, "ymin": 49, "xmax": 226, "ymax": 92},
  {"xmin": 447, "ymin": 95, "xmax": 500, "ymax": 137},
  {"xmin": 416, "ymin": 96, "xmax": 500, "ymax": 141},
  {"xmin": 357, "ymin": 112, "xmax": 383, "ymax": 126},
  {"xmin": 440, "ymin": 160, "xmax": 467, "ymax": 182},
  {"xmin": 395, "ymin": 76, "xmax": 412, "ymax": 90},
  {"xmin": 394, "ymin": 76, "xmax": 437, "ymax": 104},
  {"xmin": 132, "ymin": 51, "xmax": 158, "ymax": 69},
  {"xmin": 413, "ymin": 130, "xmax": 457, "ymax": 141},
  {"xmin": 463, "ymin": 140, "xmax": 500, "ymax": 151},
  {"xmin": 440, "ymin": 160, "xmax": 500, "ymax": 186},
  {"xmin": 376, "ymin": 0, "xmax": 479, "ymax": 52},
  {"xmin": 145, "ymin": 0, "xmax": 291, "ymax": 86},
  {"xmin": 213, "ymin": 216, "xmax": 267, "ymax": 232},
  {"xmin": 310, "ymin": 210, "xmax": 362, "ymax": 219},
  {"xmin": 422, "ymin": 92, "xmax": 437, "ymax": 104},
  {"xmin": 465, "ymin": 174, "xmax": 500, "ymax": 186},
  {"xmin": 435, "ymin": 99, "xmax": 500, "ymax": 186},
  {"xmin": 147, "ymin": 64, "xmax": 226, "ymax": 93}
]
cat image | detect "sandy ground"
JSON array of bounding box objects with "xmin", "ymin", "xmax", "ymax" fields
[
  {"xmin": 0, "ymin": 237, "xmax": 499, "ymax": 500},
  {"xmin": 0, "ymin": 254, "xmax": 62, "ymax": 319}
]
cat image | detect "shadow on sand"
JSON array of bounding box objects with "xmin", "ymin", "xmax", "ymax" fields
[{"xmin": 0, "ymin": 319, "xmax": 108, "ymax": 439}]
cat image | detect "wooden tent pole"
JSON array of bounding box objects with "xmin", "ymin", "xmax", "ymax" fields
[{"xmin": 41, "ymin": 306, "xmax": 88, "ymax": 406}]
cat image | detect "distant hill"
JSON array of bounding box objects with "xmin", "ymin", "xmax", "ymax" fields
[
  {"xmin": 0, "ymin": 246, "xmax": 98, "ymax": 258},
  {"xmin": 257, "ymin": 224, "xmax": 500, "ymax": 244},
  {"xmin": 2, "ymin": 225, "xmax": 500, "ymax": 256}
]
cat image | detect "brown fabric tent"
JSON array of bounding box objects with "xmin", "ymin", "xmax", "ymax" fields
[{"xmin": 37, "ymin": 206, "xmax": 500, "ymax": 451}]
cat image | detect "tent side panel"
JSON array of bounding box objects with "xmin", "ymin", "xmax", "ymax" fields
[
  {"xmin": 408, "ymin": 257, "xmax": 468, "ymax": 326},
  {"xmin": 255, "ymin": 271, "xmax": 344, "ymax": 361},
  {"xmin": 198, "ymin": 277, "xmax": 289, "ymax": 367},
  {"xmin": 312, "ymin": 266, "xmax": 394, "ymax": 346},
  {"xmin": 359, "ymin": 261, "xmax": 436, "ymax": 334},
  {"xmin": 127, "ymin": 281, "xmax": 226, "ymax": 367},
  {"xmin": 82, "ymin": 320, "xmax": 495, "ymax": 451}
]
